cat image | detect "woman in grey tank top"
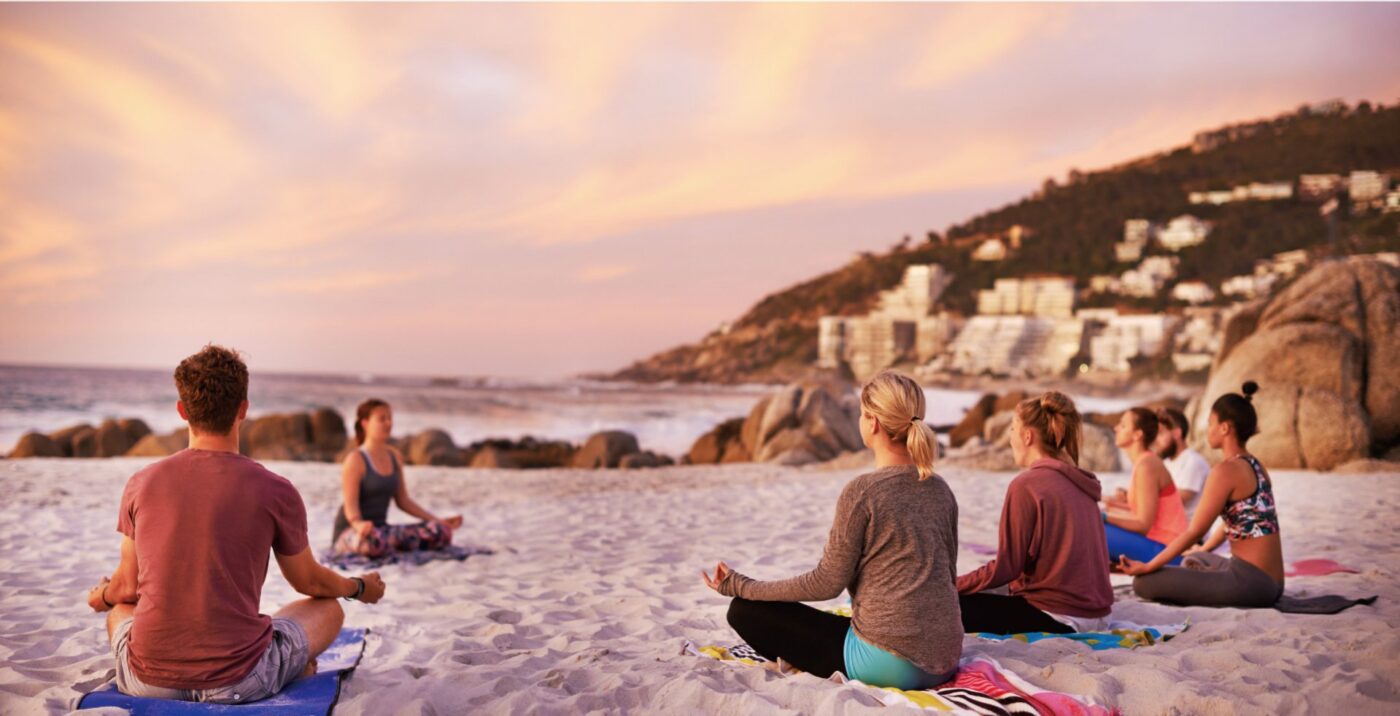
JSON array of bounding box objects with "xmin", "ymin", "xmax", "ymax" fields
[{"xmin": 332, "ymin": 399, "xmax": 464, "ymax": 556}]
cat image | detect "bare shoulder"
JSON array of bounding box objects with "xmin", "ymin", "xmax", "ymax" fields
[{"xmin": 342, "ymin": 449, "xmax": 366, "ymax": 473}]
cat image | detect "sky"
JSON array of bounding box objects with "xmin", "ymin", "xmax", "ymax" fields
[{"xmin": 1, "ymin": 3, "xmax": 1398, "ymax": 379}]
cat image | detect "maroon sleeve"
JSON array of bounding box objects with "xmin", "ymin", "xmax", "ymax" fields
[
  {"xmin": 269, "ymin": 478, "xmax": 310, "ymax": 556},
  {"xmin": 957, "ymin": 474, "xmax": 1037, "ymax": 594},
  {"xmin": 117, "ymin": 474, "xmax": 139, "ymax": 538}
]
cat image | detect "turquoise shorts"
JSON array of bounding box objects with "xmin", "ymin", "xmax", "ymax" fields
[{"xmin": 842, "ymin": 626, "xmax": 953, "ymax": 690}]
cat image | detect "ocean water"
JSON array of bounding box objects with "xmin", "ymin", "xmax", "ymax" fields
[{"xmin": 0, "ymin": 364, "xmax": 1135, "ymax": 458}]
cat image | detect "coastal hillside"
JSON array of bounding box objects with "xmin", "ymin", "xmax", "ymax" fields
[{"xmin": 610, "ymin": 100, "xmax": 1400, "ymax": 384}]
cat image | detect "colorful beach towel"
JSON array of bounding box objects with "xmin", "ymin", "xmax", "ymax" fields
[
  {"xmin": 320, "ymin": 543, "xmax": 493, "ymax": 571},
  {"xmin": 1285, "ymin": 559, "xmax": 1360, "ymax": 578},
  {"xmin": 77, "ymin": 627, "xmax": 367, "ymax": 715},
  {"xmin": 970, "ymin": 620, "xmax": 1188, "ymax": 651},
  {"xmin": 825, "ymin": 605, "xmax": 1188, "ymax": 651},
  {"xmin": 684, "ymin": 640, "xmax": 1115, "ymax": 715}
]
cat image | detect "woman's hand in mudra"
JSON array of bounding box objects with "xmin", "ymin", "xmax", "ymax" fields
[
  {"xmin": 353, "ymin": 520, "xmax": 375, "ymax": 538},
  {"xmin": 441, "ymin": 515, "xmax": 464, "ymax": 529},
  {"xmin": 1118, "ymin": 555, "xmax": 1156, "ymax": 576},
  {"xmin": 701, "ymin": 561, "xmax": 732, "ymax": 593}
]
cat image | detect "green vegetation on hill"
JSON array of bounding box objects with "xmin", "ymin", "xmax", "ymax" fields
[{"xmin": 612, "ymin": 101, "xmax": 1400, "ymax": 383}]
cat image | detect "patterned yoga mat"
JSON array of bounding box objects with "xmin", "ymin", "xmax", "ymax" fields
[{"xmin": 684, "ymin": 639, "xmax": 1116, "ymax": 715}]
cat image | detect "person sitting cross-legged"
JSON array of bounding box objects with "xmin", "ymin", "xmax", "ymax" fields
[{"xmin": 85, "ymin": 344, "xmax": 386, "ymax": 704}]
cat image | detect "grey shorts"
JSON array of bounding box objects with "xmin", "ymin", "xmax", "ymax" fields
[{"xmin": 111, "ymin": 617, "xmax": 310, "ymax": 704}]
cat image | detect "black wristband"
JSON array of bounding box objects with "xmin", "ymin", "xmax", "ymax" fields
[
  {"xmin": 101, "ymin": 584, "xmax": 115, "ymax": 609},
  {"xmin": 343, "ymin": 577, "xmax": 365, "ymax": 602}
]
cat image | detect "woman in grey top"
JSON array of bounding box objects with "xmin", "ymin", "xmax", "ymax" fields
[{"xmin": 702, "ymin": 371, "xmax": 961, "ymax": 689}]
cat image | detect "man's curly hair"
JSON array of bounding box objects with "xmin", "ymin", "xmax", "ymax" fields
[{"xmin": 174, "ymin": 344, "xmax": 248, "ymax": 434}]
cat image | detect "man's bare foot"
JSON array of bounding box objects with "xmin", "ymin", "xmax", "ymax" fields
[{"xmin": 300, "ymin": 657, "xmax": 318, "ymax": 679}]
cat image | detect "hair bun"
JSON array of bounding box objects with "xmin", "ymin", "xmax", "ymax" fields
[{"xmin": 1241, "ymin": 381, "xmax": 1259, "ymax": 401}]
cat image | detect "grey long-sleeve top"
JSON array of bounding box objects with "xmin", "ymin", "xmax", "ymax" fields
[{"xmin": 718, "ymin": 465, "xmax": 962, "ymax": 677}]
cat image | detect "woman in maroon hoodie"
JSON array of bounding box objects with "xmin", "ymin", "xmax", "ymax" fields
[{"xmin": 956, "ymin": 392, "xmax": 1114, "ymax": 634}]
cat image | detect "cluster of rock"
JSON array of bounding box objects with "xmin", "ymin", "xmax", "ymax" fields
[
  {"xmin": 941, "ymin": 389, "xmax": 1138, "ymax": 474},
  {"xmin": 7, "ymin": 418, "xmax": 156, "ymax": 458},
  {"xmin": 1189, "ymin": 256, "xmax": 1400, "ymax": 471},
  {"xmin": 686, "ymin": 383, "xmax": 865, "ymax": 466},
  {"xmin": 5, "ymin": 407, "xmax": 677, "ymax": 471}
]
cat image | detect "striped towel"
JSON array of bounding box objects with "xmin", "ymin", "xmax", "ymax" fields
[{"xmin": 684, "ymin": 640, "xmax": 1116, "ymax": 715}]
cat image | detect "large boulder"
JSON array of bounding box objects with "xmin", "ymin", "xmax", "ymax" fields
[
  {"xmin": 71, "ymin": 427, "xmax": 100, "ymax": 457},
  {"xmin": 1190, "ymin": 258, "xmax": 1399, "ymax": 469},
  {"xmin": 949, "ymin": 394, "xmax": 998, "ymax": 448},
  {"xmin": 572, "ymin": 431, "xmax": 640, "ymax": 469},
  {"xmin": 308, "ymin": 408, "xmax": 348, "ymax": 454},
  {"xmin": 462, "ymin": 437, "xmax": 576, "ymax": 469},
  {"xmin": 1079, "ymin": 422, "xmax": 1123, "ymax": 473},
  {"xmin": 688, "ymin": 417, "xmax": 747, "ymax": 465},
  {"xmin": 619, "ymin": 451, "xmax": 669, "ymax": 469},
  {"xmin": 126, "ymin": 429, "xmax": 188, "ymax": 457},
  {"xmin": 241, "ymin": 413, "xmax": 312, "ymax": 461},
  {"xmin": 8, "ymin": 432, "xmax": 62, "ymax": 458},
  {"xmin": 96, "ymin": 419, "xmax": 140, "ymax": 457},
  {"xmin": 49, "ymin": 424, "xmax": 95, "ymax": 457},
  {"xmin": 739, "ymin": 383, "xmax": 864, "ymax": 466},
  {"xmin": 469, "ymin": 445, "xmax": 518, "ymax": 469},
  {"xmin": 405, "ymin": 429, "xmax": 465, "ymax": 466}
]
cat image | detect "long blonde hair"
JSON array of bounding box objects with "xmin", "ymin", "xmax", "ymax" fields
[
  {"xmin": 860, "ymin": 370, "xmax": 938, "ymax": 480},
  {"xmin": 1014, "ymin": 391, "xmax": 1082, "ymax": 465}
]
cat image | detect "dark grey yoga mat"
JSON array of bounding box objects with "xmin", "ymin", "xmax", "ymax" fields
[{"xmin": 1272, "ymin": 594, "xmax": 1378, "ymax": 614}]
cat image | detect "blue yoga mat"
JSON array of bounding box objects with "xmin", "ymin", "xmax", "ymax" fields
[{"xmin": 77, "ymin": 627, "xmax": 366, "ymax": 715}]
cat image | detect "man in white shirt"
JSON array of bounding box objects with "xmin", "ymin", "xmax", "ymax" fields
[{"xmin": 1153, "ymin": 407, "xmax": 1211, "ymax": 514}]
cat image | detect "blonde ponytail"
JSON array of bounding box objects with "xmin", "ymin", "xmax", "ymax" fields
[{"xmin": 860, "ymin": 370, "xmax": 937, "ymax": 480}]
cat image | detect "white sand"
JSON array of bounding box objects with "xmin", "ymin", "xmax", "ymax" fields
[{"xmin": 2, "ymin": 457, "xmax": 1399, "ymax": 715}]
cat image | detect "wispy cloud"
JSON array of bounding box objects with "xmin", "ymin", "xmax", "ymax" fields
[
  {"xmin": 576, "ymin": 264, "xmax": 634, "ymax": 284},
  {"xmin": 254, "ymin": 268, "xmax": 423, "ymax": 296}
]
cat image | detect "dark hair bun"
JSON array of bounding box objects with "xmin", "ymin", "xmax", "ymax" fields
[{"xmin": 1241, "ymin": 381, "xmax": 1259, "ymax": 400}]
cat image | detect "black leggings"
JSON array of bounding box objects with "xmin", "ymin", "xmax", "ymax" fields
[
  {"xmin": 726, "ymin": 598, "xmax": 850, "ymax": 677},
  {"xmin": 958, "ymin": 593, "xmax": 1074, "ymax": 634}
]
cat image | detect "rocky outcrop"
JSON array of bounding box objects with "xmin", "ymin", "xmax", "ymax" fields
[
  {"xmin": 949, "ymin": 394, "xmax": 998, "ymax": 448},
  {"xmin": 619, "ymin": 451, "xmax": 674, "ymax": 469},
  {"xmin": 461, "ymin": 437, "xmax": 577, "ymax": 469},
  {"xmin": 1190, "ymin": 257, "xmax": 1400, "ymax": 470},
  {"xmin": 1079, "ymin": 422, "xmax": 1123, "ymax": 473},
  {"xmin": 738, "ymin": 384, "xmax": 864, "ymax": 466},
  {"xmin": 572, "ymin": 431, "xmax": 642, "ymax": 469},
  {"xmin": 7, "ymin": 433, "xmax": 62, "ymax": 458},
  {"xmin": 96, "ymin": 418, "xmax": 150, "ymax": 457},
  {"xmin": 405, "ymin": 429, "xmax": 466, "ymax": 467},
  {"xmin": 687, "ymin": 418, "xmax": 749, "ymax": 465},
  {"xmin": 240, "ymin": 409, "xmax": 349, "ymax": 462},
  {"xmin": 127, "ymin": 429, "xmax": 188, "ymax": 457}
]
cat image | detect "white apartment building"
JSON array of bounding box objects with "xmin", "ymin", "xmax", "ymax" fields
[
  {"xmin": 1171, "ymin": 280, "xmax": 1216, "ymax": 305},
  {"xmin": 874, "ymin": 264, "xmax": 952, "ymax": 320},
  {"xmin": 1298, "ymin": 174, "xmax": 1344, "ymax": 201},
  {"xmin": 1089, "ymin": 314, "xmax": 1178, "ymax": 373},
  {"xmin": 1350, "ymin": 171, "xmax": 1388, "ymax": 202},
  {"xmin": 1089, "ymin": 275, "xmax": 1121, "ymax": 294},
  {"xmin": 1238, "ymin": 182, "xmax": 1294, "ymax": 200},
  {"xmin": 844, "ymin": 316, "xmax": 916, "ymax": 382},
  {"xmin": 817, "ymin": 316, "xmax": 847, "ymax": 369},
  {"xmin": 1221, "ymin": 273, "xmax": 1279, "ymax": 300},
  {"xmin": 971, "ymin": 238, "xmax": 1008, "ymax": 262},
  {"xmin": 976, "ymin": 276, "xmax": 1076, "ymax": 318},
  {"xmin": 1157, "ymin": 215, "xmax": 1211, "ymax": 251},
  {"xmin": 1115, "ymin": 219, "xmax": 1152, "ymax": 262},
  {"xmin": 1119, "ymin": 256, "xmax": 1179, "ymax": 298},
  {"xmin": 1256, "ymin": 249, "xmax": 1309, "ymax": 279}
]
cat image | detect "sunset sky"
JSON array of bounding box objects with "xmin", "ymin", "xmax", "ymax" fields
[{"xmin": 2, "ymin": 3, "xmax": 1398, "ymax": 379}]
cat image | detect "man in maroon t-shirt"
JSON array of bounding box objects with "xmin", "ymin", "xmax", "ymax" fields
[{"xmin": 85, "ymin": 345, "xmax": 387, "ymax": 703}]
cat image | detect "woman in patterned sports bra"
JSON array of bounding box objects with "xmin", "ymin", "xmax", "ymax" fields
[
  {"xmin": 1120, "ymin": 382, "xmax": 1286, "ymax": 607},
  {"xmin": 332, "ymin": 399, "xmax": 464, "ymax": 557}
]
